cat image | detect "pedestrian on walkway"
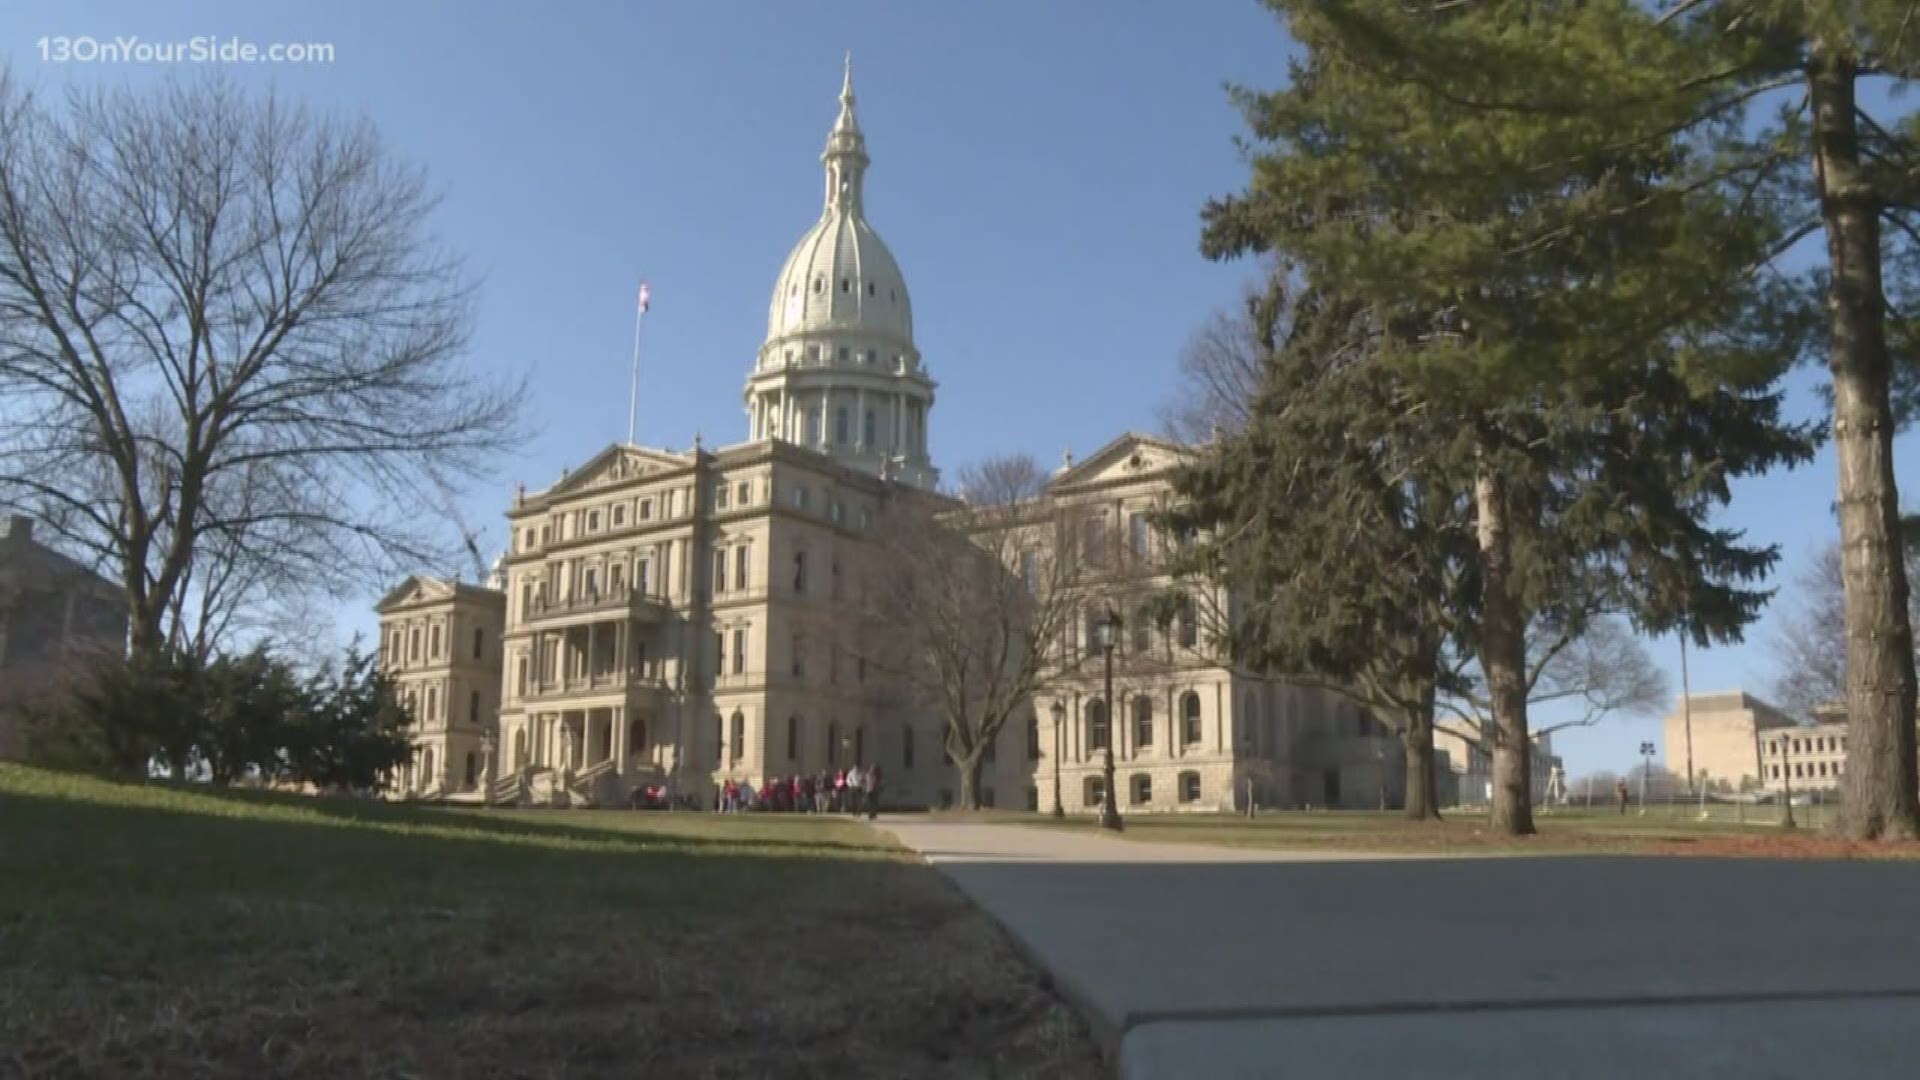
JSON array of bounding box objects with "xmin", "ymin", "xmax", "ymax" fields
[
  {"xmin": 864, "ymin": 763, "xmax": 881, "ymax": 820},
  {"xmin": 846, "ymin": 764, "xmax": 865, "ymax": 815}
]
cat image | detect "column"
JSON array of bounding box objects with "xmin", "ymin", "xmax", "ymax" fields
[
  {"xmin": 1168, "ymin": 686, "xmax": 1178, "ymax": 759},
  {"xmin": 856, "ymin": 386, "xmax": 867, "ymax": 451},
  {"xmin": 613, "ymin": 705, "xmax": 627, "ymax": 770}
]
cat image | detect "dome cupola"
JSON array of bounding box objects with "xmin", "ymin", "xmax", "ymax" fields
[{"xmin": 745, "ymin": 58, "xmax": 937, "ymax": 489}]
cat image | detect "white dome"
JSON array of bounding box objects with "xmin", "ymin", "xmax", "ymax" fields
[{"xmin": 766, "ymin": 213, "xmax": 913, "ymax": 344}]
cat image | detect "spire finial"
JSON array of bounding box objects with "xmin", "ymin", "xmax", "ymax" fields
[{"xmin": 822, "ymin": 55, "xmax": 868, "ymax": 213}]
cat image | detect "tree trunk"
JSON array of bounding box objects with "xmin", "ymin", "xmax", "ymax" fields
[
  {"xmin": 1401, "ymin": 678, "xmax": 1441, "ymax": 821},
  {"xmin": 1476, "ymin": 458, "xmax": 1534, "ymax": 835},
  {"xmin": 1809, "ymin": 45, "xmax": 1920, "ymax": 841},
  {"xmin": 956, "ymin": 750, "xmax": 984, "ymax": 811}
]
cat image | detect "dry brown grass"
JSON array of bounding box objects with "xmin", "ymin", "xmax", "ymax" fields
[{"xmin": 0, "ymin": 765, "xmax": 1104, "ymax": 1079}]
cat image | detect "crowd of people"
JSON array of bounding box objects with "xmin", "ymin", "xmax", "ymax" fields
[{"xmin": 716, "ymin": 764, "xmax": 884, "ymax": 818}]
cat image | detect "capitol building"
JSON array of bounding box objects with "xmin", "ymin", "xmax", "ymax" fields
[{"xmin": 375, "ymin": 63, "xmax": 1412, "ymax": 814}]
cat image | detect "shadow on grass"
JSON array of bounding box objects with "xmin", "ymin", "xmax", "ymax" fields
[
  {"xmin": 0, "ymin": 777, "xmax": 1103, "ymax": 1080},
  {"xmin": 33, "ymin": 773, "xmax": 905, "ymax": 860}
]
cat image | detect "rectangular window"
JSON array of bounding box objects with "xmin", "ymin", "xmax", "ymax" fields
[
  {"xmin": 787, "ymin": 715, "xmax": 798, "ymax": 761},
  {"xmin": 737, "ymin": 481, "xmax": 750, "ymax": 506},
  {"xmin": 732, "ymin": 628, "xmax": 746, "ymax": 675},
  {"xmin": 637, "ymin": 559, "xmax": 651, "ymax": 595},
  {"xmin": 613, "ymin": 505, "xmax": 626, "ymax": 527},
  {"xmin": 640, "ymin": 498, "xmax": 653, "ymax": 521},
  {"xmin": 715, "ymin": 485, "xmax": 729, "ymax": 511},
  {"xmin": 791, "ymin": 635, "xmax": 804, "ymax": 678},
  {"xmin": 713, "ymin": 549, "xmax": 727, "ymax": 595},
  {"xmin": 735, "ymin": 546, "xmax": 749, "ymax": 590},
  {"xmin": 835, "ymin": 407, "xmax": 849, "ymax": 444},
  {"xmin": 584, "ymin": 568, "xmax": 598, "ymax": 596},
  {"xmin": 588, "ymin": 510, "xmax": 600, "ymax": 532},
  {"xmin": 863, "ymin": 409, "xmax": 875, "ymax": 446},
  {"xmin": 1129, "ymin": 512, "xmax": 1149, "ymax": 559},
  {"xmin": 516, "ymin": 656, "xmax": 528, "ymax": 696},
  {"xmin": 610, "ymin": 563, "xmax": 624, "ymax": 590},
  {"xmin": 469, "ymin": 689, "xmax": 481, "ymax": 724},
  {"xmin": 428, "ymin": 625, "xmax": 441, "ymax": 659},
  {"xmin": 793, "ymin": 550, "xmax": 808, "ymax": 593},
  {"xmin": 1082, "ymin": 514, "xmax": 1108, "ymax": 568},
  {"xmin": 472, "ymin": 627, "xmax": 484, "ymax": 659},
  {"xmin": 714, "ymin": 631, "xmax": 725, "ymax": 677}
]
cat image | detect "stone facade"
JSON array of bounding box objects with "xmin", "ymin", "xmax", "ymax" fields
[
  {"xmin": 375, "ymin": 576, "xmax": 506, "ymax": 798},
  {"xmin": 0, "ymin": 515, "xmax": 128, "ymax": 759}
]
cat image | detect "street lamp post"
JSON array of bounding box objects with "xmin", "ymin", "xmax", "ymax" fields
[
  {"xmin": 1375, "ymin": 739, "xmax": 1387, "ymax": 811},
  {"xmin": 1050, "ymin": 701, "xmax": 1065, "ymax": 819},
  {"xmin": 1781, "ymin": 732, "xmax": 1797, "ymax": 830},
  {"xmin": 1638, "ymin": 741, "xmax": 1655, "ymax": 816},
  {"xmin": 1099, "ymin": 606, "xmax": 1123, "ymax": 832}
]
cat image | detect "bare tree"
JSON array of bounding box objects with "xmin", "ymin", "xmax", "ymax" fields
[
  {"xmin": 1769, "ymin": 538, "xmax": 1920, "ymax": 720},
  {"xmin": 845, "ymin": 454, "xmax": 1085, "ymax": 810},
  {"xmin": 1438, "ymin": 616, "xmax": 1670, "ymax": 761},
  {"xmin": 1159, "ymin": 271, "xmax": 1289, "ymax": 444},
  {"xmin": 0, "ymin": 74, "xmax": 521, "ymax": 660}
]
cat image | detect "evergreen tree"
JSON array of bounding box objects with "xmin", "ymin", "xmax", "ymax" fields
[{"xmin": 1202, "ymin": 1, "xmax": 1817, "ymax": 832}]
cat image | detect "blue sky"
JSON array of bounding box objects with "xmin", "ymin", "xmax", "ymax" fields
[{"xmin": 11, "ymin": 1, "xmax": 1915, "ymax": 776}]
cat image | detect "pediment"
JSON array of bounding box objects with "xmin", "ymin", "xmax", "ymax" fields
[
  {"xmin": 376, "ymin": 574, "xmax": 455, "ymax": 613},
  {"xmin": 544, "ymin": 443, "xmax": 692, "ymax": 497},
  {"xmin": 1048, "ymin": 433, "xmax": 1193, "ymax": 492}
]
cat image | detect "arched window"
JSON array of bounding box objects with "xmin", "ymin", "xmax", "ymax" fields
[
  {"xmin": 1130, "ymin": 773, "xmax": 1152, "ymax": 805},
  {"xmin": 730, "ymin": 710, "xmax": 745, "ymax": 763},
  {"xmin": 1181, "ymin": 692, "xmax": 1202, "ymax": 745},
  {"xmin": 787, "ymin": 715, "xmax": 799, "ymax": 761},
  {"xmin": 1087, "ymin": 699, "xmax": 1110, "ymax": 751},
  {"xmin": 1133, "ymin": 696, "xmax": 1154, "ymax": 750},
  {"xmin": 1179, "ymin": 771, "xmax": 1202, "ymax": 804}
]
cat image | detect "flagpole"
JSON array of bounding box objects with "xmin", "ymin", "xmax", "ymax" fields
[{"xmin": 627, "ymin": 282, "xmax": 649, "ymax": 446}]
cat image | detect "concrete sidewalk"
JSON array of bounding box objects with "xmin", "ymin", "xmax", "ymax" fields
[{"xmin": 877, "ymin": 817, "xmax": 1920, "ymax": 1079}]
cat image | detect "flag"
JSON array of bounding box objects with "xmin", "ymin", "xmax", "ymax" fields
[{"xmin": 638, "ymin": 281, "xmax": 651, "ymax": 313}]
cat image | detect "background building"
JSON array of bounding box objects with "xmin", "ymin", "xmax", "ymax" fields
[
  {"xmin": 376, "ymin": 576, "xmax": 506, "ymax": 798},
  {"xmin": 0, "ymin": 515, "xmax": 127, "ymax": 759},
  {"xmin": 1660, "ymin": 691, "xmax": 1847, "ymax": 796}
]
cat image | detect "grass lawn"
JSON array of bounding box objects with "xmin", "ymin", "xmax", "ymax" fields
[
  {"xmin": 0, "ymin": 764, "xmax": 1102, "ymax": 1079},
  {"xmin": 1016, "ymin": 804, "xmax": 1920, "ymax": 858}
]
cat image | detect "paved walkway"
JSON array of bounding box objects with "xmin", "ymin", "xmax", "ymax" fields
[{"xmin": 876, "ymin": 817, "xmax": 1920, "ymax": 1079}]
